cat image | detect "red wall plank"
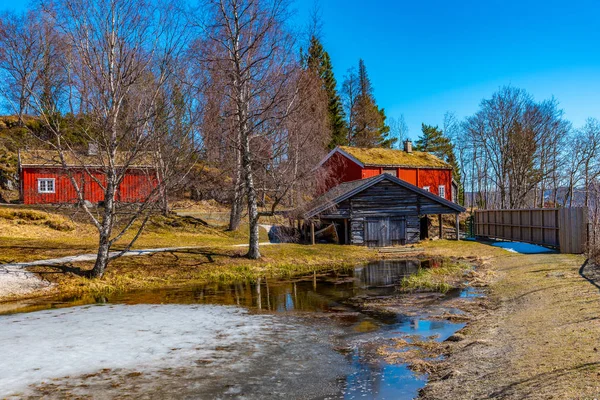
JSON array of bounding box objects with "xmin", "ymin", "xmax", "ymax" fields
[
  {"xmin": 361, "ymin": 167, "xmax": 381, "ymax": 179},
  {"xmin": 320, "ymin": 152, "xmax": 363, "ymax": 192},
  {"xmin": 398, "ymin": 168, "xmax": 418, "ymax": 185},
  {"xmin": 21, "ymin": 168, "xmax": 157, "ymax": 205},
  {"xmin": 418, "ymin": 169, "xmax": 452, "ymax": 200}
]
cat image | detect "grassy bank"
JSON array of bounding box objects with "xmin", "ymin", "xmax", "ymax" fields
[
  {"xmin": 30, "ymin": 243, "xmax": 381, "ymax": 299},
  {"xmin": 0, "ymin": 205, "xmax": 385, "ymax": 300},
  {"xmin": 400, "ymin": 257, "xmax": 473, "ymax": 293},
  {"xmin": 420, "ymin": 242, "xmax": 600, "ymax": 400},
  {"xmin": 0, "ymin": 205, "xmax": 479, "ymax": 302}
]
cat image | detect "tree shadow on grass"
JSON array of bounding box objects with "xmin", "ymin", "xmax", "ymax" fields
[
  {"xmin": 488, "ymin": 362, "xmax": 600, "ymax": 399},
  {"xmin": 579, "ymin": 259, "xmax": 600, "ymax": 292},
  {"xmin": 32, "ymin": 263, "xmax": 93, "ymax": 278},
  {"xmin": 162, "ymin": 248, "xmax": 243, "ymax": 265},
  {"xmin": 26, "ymin": 248, "xmax": 244, "ymax": 280}
]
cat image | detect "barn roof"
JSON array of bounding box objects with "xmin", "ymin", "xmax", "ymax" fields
[
  {"xmin": 19, "ymin": 149, "xmax": 155, "ymax": 168},
  {"xmin": 302, "ymin": 174, "xmax": 465, "ymax": 218},
  {"xmin": 319, "ymin": 146, "xmax": 451, "ymax": 169}
]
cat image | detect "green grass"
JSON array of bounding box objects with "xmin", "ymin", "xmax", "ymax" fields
[{"xmin": 400, "ymin": 258, "xmax": 472, "ymax": 293}]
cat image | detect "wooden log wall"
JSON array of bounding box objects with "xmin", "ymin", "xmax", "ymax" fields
[{"xmin": 316, "ymin": 179, "xmax": 460, "ymax": 247}]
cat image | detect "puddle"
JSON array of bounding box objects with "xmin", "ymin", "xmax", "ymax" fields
[
  {"xmin": 459, "ymin": 286, "xmax": 485, "ymax": 298},
  {"xmin": 2, "ymin": 259, "xmax": 423, "ymax": 315},
  {"xmin": 0, "ymin": 258, "xmax": 479, "ymax": 399}
]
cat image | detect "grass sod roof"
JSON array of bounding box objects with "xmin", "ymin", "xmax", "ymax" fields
[
  {"xmin": 338, "ymin": 146, "xmax": 451, "ymax": 169},
  {"xmin": 19, "ymin": 149, "xmax": 156, "ymax": 168},
  {"xmin": 302, "ymin": 174, "xmax": 465, "ymax": 219}
]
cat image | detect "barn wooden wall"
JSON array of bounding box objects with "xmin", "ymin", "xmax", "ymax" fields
[
  {"xmin": 350, "ymin": 216, "xmax": 420, "ymax": 246},
  {"xmin": 319, "ymin": 180, "xmax": 460, "ymax": 246},
  {"xmin": 21, "ymin": 167, "xmax": 157, "ymax": 204}
]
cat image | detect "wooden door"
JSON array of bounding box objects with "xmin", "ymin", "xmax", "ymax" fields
[
  {"xmin": 389, "ymin": 218, "xmax": 406, "ymax": 246},
  {"xmin": 365, "ymin": 218, "xmax": 391, "ymax": 247}
]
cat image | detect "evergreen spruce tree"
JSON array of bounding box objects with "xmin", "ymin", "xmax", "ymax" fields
[
  {"xmin": 349, "ymin": 59, "xmax": 394, "ymax": 148},
  {"xmin": 416, "ymin": 123, "xmax": 462, "ymax": 189},
  {"xmin": 305, "ymin": 36, "xmax": 347, "ymax": 149}
]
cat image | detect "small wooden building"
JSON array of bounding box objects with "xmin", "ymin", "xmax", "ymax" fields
[
  {"xmin": 18, "ymin": 149, "xmax": 157, "ymax": 205},
  {"xmin": 301, "ymin": 174, "xmax": 466, "ymax": 247}
]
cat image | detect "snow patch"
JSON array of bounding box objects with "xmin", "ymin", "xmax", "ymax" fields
[
  {"xmin": 0, "ymin": 269, "xmax": 52, "ymax": 299},
  {"xmin": 0, "ymin": 304, "xmax": 282, "ymax": 397},
  {"xmin": 492, "ymin": 241, "xmax": 554, "ymax": 254}
]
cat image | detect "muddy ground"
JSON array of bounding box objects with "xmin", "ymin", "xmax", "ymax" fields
[{"xmin": 418, "ymin": 246, "xmax": 600, "ymax": 399}]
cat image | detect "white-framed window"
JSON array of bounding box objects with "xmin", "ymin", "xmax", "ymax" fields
[
  {"xmin": 438, "ymin": 185, "xmax": 446, "ymax": 199},
  {"xmin": 423, "ymin": 186, "xmax": 430, "ymax": 192},
  {"xmin": 382, "ymin": 168, "xmax": 397, "ymax": 177},
  {"xmin": 38, "ymin": 178, "xmax": 55, "ymax": 194}
]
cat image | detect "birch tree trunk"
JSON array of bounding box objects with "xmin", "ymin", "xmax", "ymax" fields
[{"xmin": 228, "ymin": 148, "xmax": 243, "ymax": 231}]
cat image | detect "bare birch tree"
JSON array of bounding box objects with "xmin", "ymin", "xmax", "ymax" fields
[
  {"xmin": 0, "ymin": 11, "xmax": 46, "ymax": 123},
  {"xmin": 198, "ymin": 0, "xmax": 298, "ymax": 259},
  {"xmin": 6, "ymin": 0, "xmax": 198, "ymax": 278},
  {"xmin": 462, "ymin": 87, "xmax": 569, "ymax": 210}
]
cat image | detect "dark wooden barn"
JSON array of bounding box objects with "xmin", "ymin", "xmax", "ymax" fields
[{"xmin": 300, "ymin": 174, "xmax": 466, "ymax": 247}]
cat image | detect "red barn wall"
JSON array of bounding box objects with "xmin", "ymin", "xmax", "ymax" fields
[
  {"xmin": 21, "ymin": 167, "xmax": 157, "ymax": 205},
  {"xmin": 398, "ymin": 168, "xmax": 417, "ymax": 185},
  {"xmin": 361, "ymin": 167, "xmax": 381, "ymax": 179},
  {"xmin": 320, "ymin": 152, "xmax": 363, "ymax": 192},
  {"xmin": 320, "ymin": 152, "xmax": 454, "ymax": 202},
  {"xmin": 418, "ymin": 169, "xmax": 452, "ymax": 200}
]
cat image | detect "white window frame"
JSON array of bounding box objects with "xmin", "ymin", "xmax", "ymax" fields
[
  {"xmin": 423, "ymin": 186, "xmax": 430, "ymax": 192},
  {"xmin": 382, "ymin": 168, "xmax": 397, "ymax": 177},
  {"xmin": 38, "ymin": 178, "xmax": 56, "ymax": 194},
  {"xmin": 438, "ymin": 185, "xmax": 446, "ymax": 199}
]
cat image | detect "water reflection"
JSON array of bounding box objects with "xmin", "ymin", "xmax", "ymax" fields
[
  {"xmin": 341, "ymin": 316, "xmax": 465, "ymax": 400},
  {"xmin": 354, "ymin": 259, "xmax": 420, "ymax": 288},
  {"xmin": 213, "ymin": 259, "xmax": 422, "ymax": 313},
  {"xmin": 0, "ymin": 259, "xmax": 428, "ymax": 316}
]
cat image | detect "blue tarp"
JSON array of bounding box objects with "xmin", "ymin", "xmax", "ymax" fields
[{"xmin": 492, "ymin": 242, "xmax": 554, "ymax": 254}]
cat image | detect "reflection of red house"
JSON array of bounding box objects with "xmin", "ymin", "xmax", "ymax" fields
[
  {"xmin": 18, "ymin": 149, "xmax": 157, "ymax": 205},
  {"xmin": 318, "ymin": 142, "xmax": 457, "ymax": 202}
]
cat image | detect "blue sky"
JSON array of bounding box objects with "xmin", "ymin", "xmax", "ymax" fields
[
  {"xmin": 3, "ymin": 0, "xmax": 600, "ymax": 139},
  {"xmin": 292, "ymin": 0, "xmax": 600, "ymax": 139}
]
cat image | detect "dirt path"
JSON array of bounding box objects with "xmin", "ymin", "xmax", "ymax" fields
[{"xmin": 421, "ymin": 250, "xmax": 600, "ymax": 399}]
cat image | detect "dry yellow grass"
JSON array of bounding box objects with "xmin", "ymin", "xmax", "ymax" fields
[
  {"xmin": 0, "ymin": 208, "xmax": 76, "ymax": 232},
  {"xmin": 421, "ymin": 241, "xmax": 600, "ymax": 400},
  {"xmin": 0, "ymin": 206, "xmax": 259, "ymax": 264}
]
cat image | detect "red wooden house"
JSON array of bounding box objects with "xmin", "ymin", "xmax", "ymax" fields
[
  {"xmin": 318, "ymin": 141, "xmax": 458, "ymax": 202},
  {"xmin": 18, "ymin": 149, "xmax": 158, "ymax": 205}
]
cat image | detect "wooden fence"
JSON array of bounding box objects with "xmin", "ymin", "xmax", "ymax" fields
[{"xmin": 475, "ymin": 208, "xmax": 588, "ymax": 254}]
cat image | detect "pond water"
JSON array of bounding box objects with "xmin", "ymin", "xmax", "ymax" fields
[{"xmin": 0, "ymin": 259, "xmax": 475, "ymax": 399}]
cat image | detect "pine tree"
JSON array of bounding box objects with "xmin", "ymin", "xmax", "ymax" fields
[
  {"xmin": 358, "ymin": 59, "xmax": 373, "ymax": 99},
  {"xmin": 346, "ymin": 59, "xmax": 394, "ymax": 148},
  {"xmin": 415, "ymin": 124, "xmax": 453, "ymax": 156},
  {"xmin": 416, "ymin": 123, "xmax": 461, "ymax": 187},
  {"xmin": 305, "ymin": 36, "xmax": 347, "ymax": 149}
]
